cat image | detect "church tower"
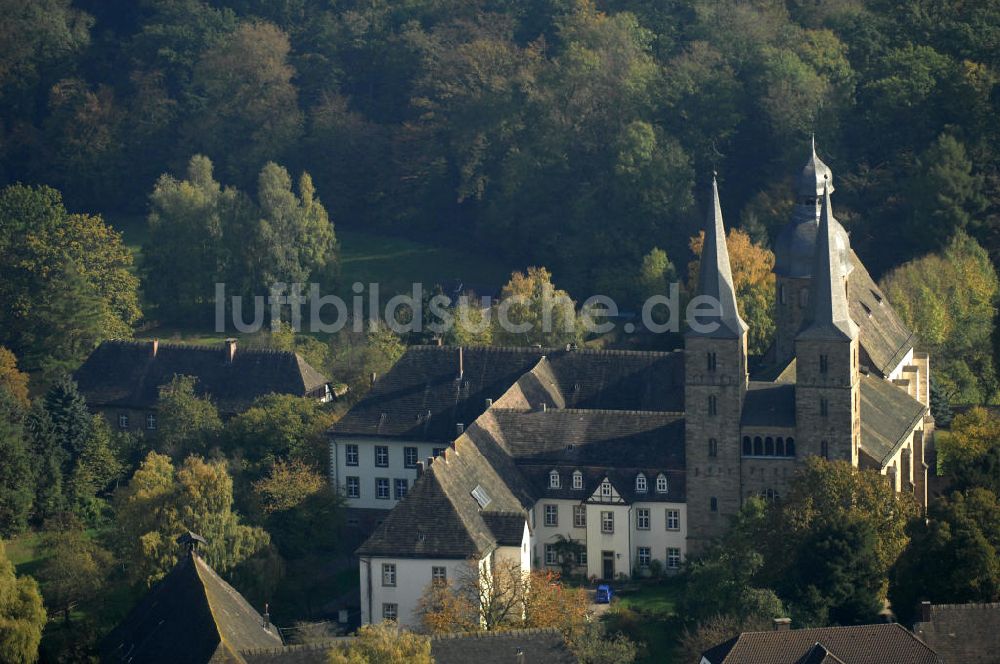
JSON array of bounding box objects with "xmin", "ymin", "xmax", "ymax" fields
[
  {"xmin": 773, "ymin": 140, "xmax": 853, "ymax": 368},
  {"xmin": 685, "ymin": 176, "xmax": 749, "ymax": 550},
  {"xmin": 794, "ymin": 184, "xmax": 861, "ymax": 466}
]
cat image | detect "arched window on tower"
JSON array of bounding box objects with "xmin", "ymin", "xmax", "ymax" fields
[
  {"xmin": 742, "ymin": 436, "xmax": 752, "ymax": 456},
  {"xmin": 776, "ymin": 437, "xmax": 785, "ymax": 456},
  {"xmin": 764, "ymin": 437, "xmax": 774, "ymax": 456},
  {"xmin": 708, "ymin": 438, "xmax": 718, "ymax": 457},
  {"xmin": 707, "ymin": 352, "xmax": 717, "ymax": 372},
  {"xmin": 786, "ymin": 438, "xmax": 796, "ymax": 456},
  {"xmin": 820, "ymin": 440, "xmax": 829, "ymax": 459},
  {"xmin": 753, "ymin": 436, "xmax": 763, "ymax": 456},
  {"xmin": 708, "ymin": 395, "xmax": 718, "ymax": 416},
  {"xmin": 820, "ymin": 397, "xmax": 829, "ymax": 417}
]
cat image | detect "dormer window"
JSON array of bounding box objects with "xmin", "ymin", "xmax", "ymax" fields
[
  {"xmin": 549, "ymin": 470, "xmax": 560, "ymax": 489},
  {"xmin": 655, "ymin": 474, "xmax": 668, "ymax": 494},
  {"xmin": 600, "ymin": 480, "xmax": 612, "ymax": 498},
  {"xmin": 572, "ymin": 470, "xmax": 583, "ymax": 490},
  {"xmin": 635, "ymin": 473, "xmax": 647, "ymax": 493}
]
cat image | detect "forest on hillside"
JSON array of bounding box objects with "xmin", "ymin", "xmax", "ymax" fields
[{"xmin": 2, "ymin": 0, "xmax": 999, "ymax": 291}]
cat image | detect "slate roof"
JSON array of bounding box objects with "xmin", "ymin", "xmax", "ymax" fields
[
  {"xmin": 688, "ymin": 176, "xmax": 748, "ymax": 339},
  {"xmin": 431, "ymin": 628, "xmax": 576, "ymax": 664},
  {"xmin": 742, "ymin": 382, "xmax": 796, "ymax": 428},
  {"xmin": 859, "ymin": 374, "xmax": 927, "ymax": 466},
  {"xmin": 331, "ymin": 346, "xmax": 544, "ymax": 441},
  {"xmin": 356, "ymin": 434, "xmax": 529, "ymax": 558},
  {"xmin": 75, "ymin": 340, "xmax": 329, "ymax": 415},
  {"xmin": 101, "ymin": 551, "xmax": 283, "ymax": 664},
  {"xmin": 333, "ymin": 346, "xmax": 685, "ymax": 442},
  {"xmin": 797, "ymin": 186, "xmax": 859, "ymax": 342},
  {"xmin": 479, "ymin": 408, "xmax": 684, "ymax": 465},
  {"xmin": 847, "ymin": 253, "xmax": 915, "ymax": 377},
  {"xmin": 701, "ymin": 623, "xmax": 940, "ymax": 664},
  {"xmin": 913, "ymin": 602, "xmax": 1000, "ymax": 664},
  {"xmin": 242, "ymin": 628, "xmax": 576, "ymax": 664},
  {"xmin": 520, "ymin": 464, "xmax": 686, "ymax": 504}
]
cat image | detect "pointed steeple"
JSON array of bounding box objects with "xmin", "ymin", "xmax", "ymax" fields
[
  {"xmin": 797, "ymin": 182, "xmax": 858, "ymax": 341},
  {"xmin": 689, "ymin": 174, "xmax": 748, "ymax": 339}
]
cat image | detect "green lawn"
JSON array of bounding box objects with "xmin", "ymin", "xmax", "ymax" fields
[
  {"xmin": 337, "ymin": 229, "xmax": 513, "ymax": 298},
  {"xmin": 606, "ymin": 579, "xmax": 686, "ymax": 664}
]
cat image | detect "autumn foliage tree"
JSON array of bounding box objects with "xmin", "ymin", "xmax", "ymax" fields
[
  {"xmin": 326, "ymin": 622, "xmax": 432, "ymax": 664},
  {"xmin": 0, "ymin": 540, "xmax": 46, "ymax": 664},
  {"xmin": 418, "ymin": 558, "xmax": 589, "ymax": 634}
]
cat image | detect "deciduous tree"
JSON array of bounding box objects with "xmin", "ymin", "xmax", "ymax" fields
[
  {"xmin": 154, "ymin": 375, "xmax": 222, "ymax": 459},
  {"xmin": 0, "ymin": 540, "xmax": 46, "ymax": 664}
]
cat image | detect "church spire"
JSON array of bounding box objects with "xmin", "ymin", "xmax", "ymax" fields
[
  {"xmin": 689, "ymin": 174, "xmax": 747, "ymax": 339},
  {"xmin": 797, "ymin": 182, "xmax": 858, "ymax": 341}
]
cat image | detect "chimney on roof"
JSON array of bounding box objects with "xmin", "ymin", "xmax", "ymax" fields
[
  {"xmin": 920, "ymin": 601, "xmax": 932, "ymax": 622},
  {"xmin": 456, "ymin": 422, "xmax": 464, "ymax": 436},
  {"xmin": 541, "ymin": 403, "xmax": 548, "ymax": 413},
  {"xmin": 225, "ymin": 338, "xmax": 237, "ymax": 363},
  {"xmin": 516, "ymin": 647, "xmax": 525, "ymax": 664},
  {"xmin": 434, "ymin": 337, "xmax": 443, "ymax": 347},
  {"xmin": 370, "ymin": 372, "xmax": 377, "ymax": 388},
  {"xmin": 151, "ymin": 338, "xmax": 159, "ymax": 358},
  {"xmin": 458, "ymin": 347, "xmax": 464, "ymax": 381},
  {"xmin": 263, "ymin": 603, "xmax": 270, "ymax": 630},
  {"xmin": 772, "ymin": 618, "xmax": 791, "ymax": 631},
  {"xmin": 485, "ymin": 398, "xmax": 493, "ymax": 408},
  {"xmin": 416, "ymin": 460, "xmax": 425, "ymax": 478}
]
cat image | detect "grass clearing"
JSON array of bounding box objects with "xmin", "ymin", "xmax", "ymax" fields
[{"xmin": 605, "ymin": 579, "xmax": 686, "ymax": 663}]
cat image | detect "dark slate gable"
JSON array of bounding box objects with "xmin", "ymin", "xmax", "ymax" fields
[
  {"xmin": 545, "ymin": 349, "xmax": 684, "ymax": 411},
  {"xmin": 431, "ymin": 628, "xmax": 576, "ymax": 664},
  {"xmin": 913, "ymin": 601, "xmax": 1000, "ymax": 664},
  {"xmin": 332, "ymin": 346, "xmax": 545, "ymax": 441},
  {"xmin": 521, "ymin": 465, "xmax": 686, "ymax": 503},
  {"xmin": 242, "ymin": 628, "xmax": 576, "ymax": 664},
  {"xmin": 101, "ymin": 551, "xmax": 283, "ymax": 664},
  {"xmin": 847, "ymin": 252, "xmax": 914, "ymax": 377},
  {"xmin": 357, "ymin": 435, "xmax": 528, "ymax": 558},
  {"xmin": 75, "ymin": 340, "xmax": 329, "ymax": 415},
  {"xmin": 859, "ymin": 374, "xmax": 927, "ymax": 466},
  {"xmin": 480, "ymin": 408, "xmax": 685, "ymax": 468},
  {"xmin": 742, "ymin": 382, "xmax": 796, "ymax": 428},
  {"xmin": 701, "ymin": 623, "xmax": 939, "ymax": 664},
  {"xmin": 332, "ymin": 346, "xmax": 685, "ymax": 443}
]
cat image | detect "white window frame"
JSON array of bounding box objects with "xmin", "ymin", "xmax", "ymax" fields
[
  {"xmin": 572, "ymin": 471, "xmax": 583, "ymax": 490},
  {"xmin": 382, "ymin": 603, "xmax": 398, "ymax": 621},
  {"xmin": 666, "ymin": 508, "xmax": 680, "ymax": 531},
  {"xmin": 635, "ymin": 474, "xmax": 647, "ymax": 493},
  {"xmin": 544, "ymin": 544, "xmax": 557, "ymax": 565},
  {"xmin": 145, "ymin": 413, "xmax": 157, "ymax": 430},
  {"xmin": 382, "ymin": 563, "xmax": 396, "ymax": 587},
  {"xmin": 601, "ymin": 511, "xmax": 614, "ymax": 534},
  {"xmin": 432, "ymin": 566, "xmax": 447, "ymax": 584},
  {"xmin": 636, "ymin": 508, "xmax": 650, "ymax": 530},
  {"xmin": 549, "ymin": 470, "xmax": 560, "ymax": 489},
  {"xmin": 346, "ymin": 476, "xmax": 360, "ymax": 499},
  {"xmin": 667, "ymin": 547, "xmax": 681, "ymax": 569},
  {"xmin": 544, "ymin": 504, "xmax": 558, "ymax": 527},
  {"xmin": 118, "ymin": 413, "xmax": 129, "ymax": 429},
  {"xmin": 404, "ymin": 446, "xmax": 418, "ymax": 468},
  {"xmin": 637, "ymin": 546, "xmax": 651, "ymax": 568},
  {"xmin": 345, "ymin": 444, "xmax": 359, "ymax": 466},
  {"xmin": 394, "ymin": 478, "xmax": 408, "ymax": 500},
  {"xmin": 600, "ymin": 481, "xmax": 612, "ymax": 498},
  {"xmin": 375, "ymin": 478, "xmax": 390, "ymax": 500},
  {"xmin": 655, "ymin": 475, "xmax": 668, "ymax": 494},
  {"xmin": 374, "ymin": 445, "xmax": 389, "ymax": 467},
  {"xmin": 573, "ymin": 504, "xmax": 587, "ymax": 528}
]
